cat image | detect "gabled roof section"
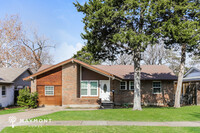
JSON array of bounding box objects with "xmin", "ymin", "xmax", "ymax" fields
[
  {"xmin": 184, "ymin": 67, "xmax": 200, "ymax": 78},
  {"xmin": 23, "ymin": 58, "xmax": 118, "ymax": 81},
  {"xmin": 93, "ymin": 65, "xmax": 177, "ymax": 80},
  {"xmin": 0, "ymin": 68, "xmax": 32, "ymax": 84},
  {"xmin": 37, "ymin": 64, "xmax": 53, "ymax": 72},
  {"xmin": 183, "ymin": 67, "xmax": 200, "ymax": 82}
]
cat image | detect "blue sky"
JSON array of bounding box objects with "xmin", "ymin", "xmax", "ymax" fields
[{"xmin": 0, "ymin": 0, "xmax": 87, "ymax": 63}]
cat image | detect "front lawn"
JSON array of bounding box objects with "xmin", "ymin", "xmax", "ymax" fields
[
  {"xmin": 2, "ymin": 126, "xmax": 200, "ymax": 133},
  {"xmin": 0, "ymin": 107, "xmax": 25, "ymax": 115},
  {"xmin": 33, "ymin": 106, "xmax": 200, "ymax": 121}
]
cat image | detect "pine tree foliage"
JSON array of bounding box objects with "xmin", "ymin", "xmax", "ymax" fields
[
  {"xmin": 73, "ymin": 46, "xmax": 102, "ymax": 65},
  {"xmin": 74, "ymin": 0, "xmax": 160, "ymax": 110},
  {"xmin": 153, "ymin": 0, "xmax": 200, "ymax": 108}
]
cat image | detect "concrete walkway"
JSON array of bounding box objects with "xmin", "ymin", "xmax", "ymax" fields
[{"xmin": 16, "ymin": 120, "xmax": 200, "ymax": 127}]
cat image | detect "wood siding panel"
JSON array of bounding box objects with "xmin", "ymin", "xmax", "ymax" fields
[
  {"xmin": 37, "ymin": 85, "xmax": 62, "ymax": 106},
  {"xmin": 36, "ymin": 67, "xmax": 62, "ymax": 106},
  {"xmin": 37, "ymin": 67, "xmax": 62, "ymax": 86},
  {"xmin": 82, "ymin": 67, "xmax": 108, "ymax": 80}
]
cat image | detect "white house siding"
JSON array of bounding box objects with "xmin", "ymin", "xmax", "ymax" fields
[{"xmin": 0, "ymin": 85, "xmax": 14, "ymax": 107}]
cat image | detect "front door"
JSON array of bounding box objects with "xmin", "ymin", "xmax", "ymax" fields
[{"xmin": 100, "ymin": 80, "xmax": 110, "ymax": 101}]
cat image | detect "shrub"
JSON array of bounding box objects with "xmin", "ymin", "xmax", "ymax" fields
[
  {"xmin": 17, "ymin": 88, "xmax": 38, "ymax": 108},
  {"xmin": 122, "ymin": 103, "xmax": 129, "ymax": 108}
]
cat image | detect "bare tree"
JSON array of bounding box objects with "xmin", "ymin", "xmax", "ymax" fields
[
  {"xmin": 0, "ymin": 15, "xmax": 23, "ymax": 67},
  {"xmin": 104, "ymin": 54, "xmax": 134, "ymax": 65},
  {"xmin": 0, "ymin": 15, "xmax": 54, "ymax": 71},
  {"xmin": 164, "ymin": 50, "xmax": 181, "ymax": 75},
  {"xmin": 142, "ymin": 42, "xmax": 181, "ymax": 75},
  {"xmin": 188, "ymin": 55, "xmax": 200, "ymax": 68},
  {"xmin": 142, "ymin": 43, "xmax": 166, "ymax": 65},
  {"xmin": 21, "ymin": 30, "xmax": 55, "ymax": 71}
]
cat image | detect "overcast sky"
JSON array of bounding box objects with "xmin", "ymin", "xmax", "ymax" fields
[{"xmin": 0, "ymin": 0, "xmax": 87, "ymax": 63}]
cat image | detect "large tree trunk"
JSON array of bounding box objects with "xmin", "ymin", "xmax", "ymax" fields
[
  {"xmin": 174, "ymin": 44, "xmax": 186, "ymax": 108},
  {"xmin": 133, "ymin": 47, "xmax": 142, "ymax": 110}
]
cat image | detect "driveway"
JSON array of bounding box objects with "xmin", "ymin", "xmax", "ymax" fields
[{"xmin": 0, "ymin": 106, "xmax": 63, "ymax": 131}]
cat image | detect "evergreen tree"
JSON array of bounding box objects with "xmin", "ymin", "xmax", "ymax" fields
[
  {"xmin": 154, "ymin": 0, "xmax": 200, "ymax": 108},
  {"xmin": 74, "ymin": 0, "xmax": 159, "ymax": 110},
  {"xmin": 73, "ymin": 46, "xmax": 102, "ymax": 65}
]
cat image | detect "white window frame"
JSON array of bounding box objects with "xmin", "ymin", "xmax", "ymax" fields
[
  {"xmin": 80, "ymin": 81, "xmax": 89, "ymax": 96},
  {"xmin": 45, "ymin": 86, "xmax": 54, "ymax": 96},
  {"xmin": 152, "ymin": 81, "xmax": 162, "ymax": 94},
  {"xmin": 120, "ymin": 81, "xmax": 127, "ymax": 90},
  {"xmin": 81, "ymin": 80, "xmax": 98, "ymax": 97},
  {"xmin": 129, "ymin": 81, "xmax": 134, "ymax": 90},
  {"xmin": 2, "ymin": 86, "xmax": 6, "ymax": 96}
]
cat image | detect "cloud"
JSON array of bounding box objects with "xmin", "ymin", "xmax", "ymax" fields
[{"xmin": 53, "ymin": 42, "xmax": 84, "ymax": 63}]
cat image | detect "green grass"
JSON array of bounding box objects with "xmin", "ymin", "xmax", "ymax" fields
[
  {"xmin": 2, "ymin": 126, "xmax": 200, "ymax": 133},
  {"xmin": 0, "ymin": 107, "xmax": 25, "ymax": 115},
  {"xmin": 32, "ymin": 106, "xmax": 200, "ymax": 121}
]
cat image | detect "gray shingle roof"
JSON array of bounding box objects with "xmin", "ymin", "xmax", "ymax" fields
[
  {"xmin": 0, "ymin": 68, "xmax": 30, "ymax": 84},
  {"xmin": 38, "ymin": 64, "xmax": 177, "ymax": 80},
  {"xmin": 93, "ymin": 65, "xmax": 177, "ymax": 80},
  {"xmin": 37, "ymin": 65, "xmax": 53, "ymax": 72}
]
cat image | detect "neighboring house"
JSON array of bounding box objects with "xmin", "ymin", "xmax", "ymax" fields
[
  {"xmin": 182, "ymin": 67, "xmax": 200, "ymax": 105},
  {"xmin": 24, "ymin": 58, "xmax": 177, "ymax": 108},
  {"xmin": 0, "ymin": 68, "xmax": 32, "ymax": 107}
]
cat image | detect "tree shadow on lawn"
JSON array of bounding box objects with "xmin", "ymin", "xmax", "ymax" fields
[
  {"xmin": 188, "ymin": 112, "xmax": 200, "ymax": 119},
  {"xmin": 113, "ymin": 106, "xmax": 175, "ymax": 110}
]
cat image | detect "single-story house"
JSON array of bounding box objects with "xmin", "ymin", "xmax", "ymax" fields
[
  {"xmin": 182, "ymin": 67, "xmax": 200, "ymax": 105},
  {"xmin": 24, "ymin": 58, "xmax": 177, "ymax": 108},
  {"xmin": 0, "ymin": 68, "xmax": 32, "ymax": 107}
]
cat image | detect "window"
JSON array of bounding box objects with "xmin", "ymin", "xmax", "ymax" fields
[
  {"xmin": 90, "ymin": 82, "xmax": 98, "ymax": 96},
  {"xmin": 129, "ymin": 81, "xmax": 134, "ymax": 90},
  {"xmin": 152, "ymin": 81, "xmax": 161, "ymax": 94},
  {"xmin": 81, "ymin": 81, "xmax": 98, "ymax": 96},
  {"xmin": 2, "ymin": 86, "xmax": 6, "ymax": 96},
  {"xmin": 45, "ymin": 86, "xmax": 54, "ymax": 96},
  {"xmin": 120, "ymin": 81, "xmax": 127, "ymax": 90},
  {"xmin": 81, "ymin": 81, "xmax": 88, "ymax": 96}
]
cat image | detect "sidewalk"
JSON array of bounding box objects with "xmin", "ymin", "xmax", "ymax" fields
[{"xmin": 16, "ymin": 120, "xmax": 200, "ymax": 127}]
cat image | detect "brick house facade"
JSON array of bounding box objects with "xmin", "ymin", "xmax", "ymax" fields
[{"xmin": 24, "ymin": 58, "xmax": 177, "ymax": 108}]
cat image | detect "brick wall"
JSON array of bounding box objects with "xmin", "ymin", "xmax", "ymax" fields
[
  {"xmin": 62, "ymin": 63, "xmax": 100, "ymax": 106},
  {"xmin": 111, "ymin": 80, "xmax": 175, "ymax": 106}
]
